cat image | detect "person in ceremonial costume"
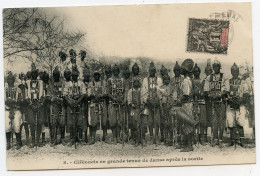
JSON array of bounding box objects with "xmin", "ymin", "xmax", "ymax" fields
[
  {"xmin": 159, "ymin": 74, "xmax": 174, "ymax": 146},
  {"xmin": 128, "ymin": 79, "xmax": 143, "ymax": 147},
  {"xmin": 87, "ymin": 66, "xmax": 108, "ymax": 145},
  {"xmin": 79, "ymin": 50, "xmax": 87, "ymax": 81},
  {"xmin": 69, "ymin": 49, "xmax": 77, "ymax": 65},
  {"xmin": 27, "ymin": 63, "xmax": 45, "ymax": 148},
  {"xmin": 241, "ymin": 67, "xmax": 255, "ymax": 146},
  {"xmin": 192, "ymin": 64, "xmax": 207, "ymax": 146},
  {"xmin": 82, "ymin": 65, "xmax": 91, "ymax": 143},
  {"xmin": 170, "ymin": 61, "xmax": 184, "ymax": 149},
  {"xmin": 226, "ymin": 63, "xmax": 247, "ymax": 148},
  {"xmin": 121, "ymin": 64, "xmax": 131, "ymax": 142},
  {"xmin": 129, "ymin": 63, "xmax": 143, "ymax": 144},
  {"xmin": 59, "ymin": 51, "xmax": 69, "ymax": 75},
  {"xmin": 204, "ymin": 59, "xmax": 228, "ymax": 148},
  {"xmin": 107, "ymin": 64, "xmax": 125, "ymax": 144},
  {"xmin": 159, "ymin": 65, "xmax": 169, "ymax": 143},
  {"xmin": 141, "ymin": 62, "xmax": 163, "ymax": 145},
  {"xmin": 49, "ymin": 67, "xmax": 66, "ymax": 146},
  {"xmin": 63, "ymin": 67, "xmax": 72, "ymax": 139},
  {"xmin": 160, "ymin": 65, "xmax": 168, "ymax": 78},
  {"xmin": 64, "ymin": 65, "xmax": 87, "ymax": 146},
  {"xmin": 103, "ymin": 65, "xmax": 113, "ymax": 142},
  {"xmin": 17, "ymin": 72, "xmax": 30, "ymax": 146},
  {"xmin": 5, "ymin": 71, "xmax": 23, "ymax": 150},
  {"xmin": 40, "ymin": 71, "xmax": 51, "ymax": 146},
  {"xmin": 178, "ymin": 59, "xmax": 196, "ymax": 152},
  {"xmin": 202, "ymin": 61, "xmax": 213, "ymax": 142}
]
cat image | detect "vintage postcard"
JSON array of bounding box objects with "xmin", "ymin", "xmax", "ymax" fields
[{"xmin": 3, "ymin": 2, "xmax": 255, "ymax": 171}]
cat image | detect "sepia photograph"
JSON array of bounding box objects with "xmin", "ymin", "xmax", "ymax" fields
[{"xmin": 2, "ymin": 2, "xmax": 255, "ymax": 171}]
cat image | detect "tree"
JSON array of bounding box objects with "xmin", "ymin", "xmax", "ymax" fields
[{"xmin": 3, "ymin": 8, "xmax": 85, "ymax": 73}]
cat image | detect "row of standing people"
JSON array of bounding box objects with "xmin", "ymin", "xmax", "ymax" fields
[{"xmin": 5, "ymin": 58, "xmax": 255, "ymax": 152}]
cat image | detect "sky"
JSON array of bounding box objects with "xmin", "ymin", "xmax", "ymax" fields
[{"xmin": 4, "ymin": 2, "xmax": 253, "ymax": 77}]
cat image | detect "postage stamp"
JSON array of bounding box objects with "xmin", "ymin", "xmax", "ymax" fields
[{"xmin": 187, "ymin": 18, "xmax": 230, "ymax": 54}]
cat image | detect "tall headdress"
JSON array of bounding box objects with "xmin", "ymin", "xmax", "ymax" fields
[
  {"xmin": 193, "ymin": 63, "xmax": 201, "ymax": 73},
  {"xmin": 231, "ymin": 62, "xmax": 239, "ymax": 71},
  {"xmin": 59, "ymin": 51, "xmax": 67, "ymax": 62},
  {"xmin": 173, "ymin": 61, "xmax": 181, "ymax": 72},
  {"xmin": 149, "ymin": 62, "xmax": 156, "ymax": 72},
  {"xmin": 181, "ymin": 58, "xmax": 194, "ymax": 73}
]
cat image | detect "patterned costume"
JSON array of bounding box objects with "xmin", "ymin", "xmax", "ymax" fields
[
  {"xmin": 40, "ymin": 71, "xmax": 51, "ymax": 145},
  {"xmin": 179, "ymin": 59, "xmax": 196, "ymax": 152},
  {"xmin": 27, "ymin": 63, "xmax": 44, "ymax": 148},
  {"xmin": 102, "ymin": 65, "xmax": 113, "ymax": 142},
  {"xmin": 204, "ymin": 59, "xmax": 228, "ymax": 147},
  {"xmin": 128, "ymin": 78, "xmax": 143, "ymax": 146},
  {"xmin": 180, "ymin": 76, "xmax": 194, "ymax": 135},
  {"xmin": 203, "ymin": 62, "xmax": 213, "ymax": 128},
  {"xmin": 141, "ymin": 62, "xmax": 163, "ymax": 144},
  {"xmin": 63, "ymin": 67, "xmax": 72, "ymax": 135},
  {"xmin": 82, "ymin": 66, "xmax": 90, "ymax": 143},
  {"xmin": 170, "ymin": 61, "xmax": 184, "ymax": 147},
  {"xmin": 107, "ymin": 64, "xmax": 125, "ymax": 144},
  {"xmin": 192, "ymin": 64, "xmax": 207, "ymax": 145},
  {"xmin": 108, "ymin": 77, "xmax": 124, "ymax": 126},
  {"xmin": 159, "ymin": 75, "xmax": 174, "ymax": 146},
  {"xmin": 129, "ymin": 63, "xmax": 143, "ymax": 142},
  {"xmin": 226, "ymin": 63, "xmax": 247, "ymax": 147},
  {"xmin": 64, "ymin": 65, "xmax": 87, "ymax": 146},
  {"xmin": 122, "ymin": 66, "xmax": 131, "ymax": 142},
  {"xmin": 87, "ymin": 76, "xmax": 107, "ymax": 144},
  {"xmin": 226, "ymin": 78, "xmax": 244, "ymax": 127},
  {"xmin": 49, "ymin": 67, "xmax": 66, "ymax": 146}
]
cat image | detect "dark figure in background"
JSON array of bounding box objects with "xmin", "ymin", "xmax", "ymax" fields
[
  {"xmin": 107, "ymin": 64, "xmax": 125, "ymax": 145},
  {"xmin": 204, "ymin": 59, "xmax": 228, "ymax": 148},
  {"xmin": 64, "ymin": 65, "xmax": 87, "ymax": 147},
  {"xmin": 192, "ymin": 64, "xmax": 207, "ymax": 146}
]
